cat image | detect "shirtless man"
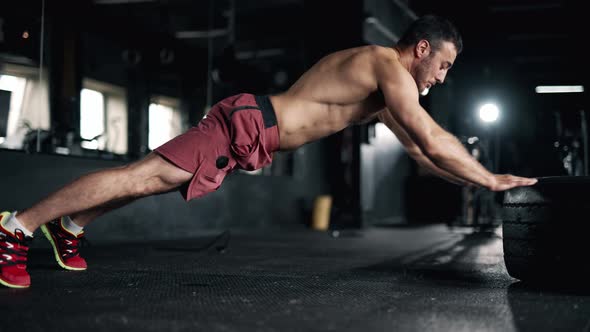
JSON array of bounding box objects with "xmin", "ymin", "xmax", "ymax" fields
[{"xmin": 0, "ymin": 15, "xmax": 537, "ymax": 288}]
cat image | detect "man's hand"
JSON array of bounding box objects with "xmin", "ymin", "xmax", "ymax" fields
[{"xmin": 488, "ymin": 174, "xmax": 538, "ymax": 192}]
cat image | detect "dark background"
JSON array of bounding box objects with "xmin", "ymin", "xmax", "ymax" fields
[{"xmin": 0, "ymin": 0, "xmax": 587, "ymax": 242}]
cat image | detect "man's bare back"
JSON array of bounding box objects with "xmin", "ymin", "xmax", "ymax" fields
[{"xmin": 271, "ymin": 45, "xmax": 392, "ymax": 150}]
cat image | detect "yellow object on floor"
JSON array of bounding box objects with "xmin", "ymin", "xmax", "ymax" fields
[{"xmin": 311, "ymin": 195, "xmax": 332, "ymax": 231}]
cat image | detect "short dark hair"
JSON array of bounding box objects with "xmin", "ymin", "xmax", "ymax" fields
[{"xmin": 397, "ymin": 15, "xmax": 463, "ymax": 54}]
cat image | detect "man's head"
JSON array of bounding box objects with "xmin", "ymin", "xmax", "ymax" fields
[
  {"xmin": 397, "ymin": 15, "xmax": 462, "ymax": 93},
  {"xmin": 398, "ymin": 15, "xmax": 463, "ymax": 54}
]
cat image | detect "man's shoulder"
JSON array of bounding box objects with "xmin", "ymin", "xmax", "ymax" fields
[
  {"xmin": 366, "ymin": 45, "xmax": 398, "ymax": 58},
  {"xmin": 332, "ymin": 45, "xmax": 395, "ymax": 57},
  {"xmin": 367, "ymin": 46, "xmax": 404, "ymax": 73},
  {"xmin": 358, "ymin": 45, "xmax": 403, "ymax": 74},
  {"xmin": 370, "ymin": 47, "xmax": 413, "ymax": 88}
]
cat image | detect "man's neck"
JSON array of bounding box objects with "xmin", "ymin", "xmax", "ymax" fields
[{"xmin": 392, "ymin": 45, "xmax": 413, "ymax": 72}]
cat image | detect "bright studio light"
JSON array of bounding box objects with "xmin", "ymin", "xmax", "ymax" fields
[{"xmin": 479, "ymin": 103, "xmax": 499, "ymax": 123}]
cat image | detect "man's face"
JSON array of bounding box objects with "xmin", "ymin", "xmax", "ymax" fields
[{"xmin": 414, "ymin": 40, "xmax": 457, "ymax": 93}]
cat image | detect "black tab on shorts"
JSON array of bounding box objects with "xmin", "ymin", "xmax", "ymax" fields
[{"xmin": 216, "ymin": 156, "xmax": 229, "ymax": 169}]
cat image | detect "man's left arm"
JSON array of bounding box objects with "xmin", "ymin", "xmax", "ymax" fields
[{"xmin": 377, "ymin": 109, "xmax": 476, "ymax": 187}]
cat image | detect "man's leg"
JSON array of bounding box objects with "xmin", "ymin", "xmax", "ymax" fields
[
  {"xmin": 0, "ymin": 152, "xmax": 192, "ymax": 287},
  {"xmin": 16, "ymin": 152, "xmax": 193, "ymax": 233},
  {"xmin": 69, "ymin": 197, "xmax": 138, "ymax": 227}
]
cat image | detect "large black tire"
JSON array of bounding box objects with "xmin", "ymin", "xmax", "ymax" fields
[{"xmin": 502, "ymin": 176, "xmax": 590, "ymax": 284}]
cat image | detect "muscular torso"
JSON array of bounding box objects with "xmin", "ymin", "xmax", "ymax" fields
[{"xmin": 270, "ymin": 45, "xmax": 397, "ymax": 150}]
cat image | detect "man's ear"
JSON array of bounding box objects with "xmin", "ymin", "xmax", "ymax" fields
[{"xmin": 414, "ymin": 39, "xmax": 431, "ymax": 59}]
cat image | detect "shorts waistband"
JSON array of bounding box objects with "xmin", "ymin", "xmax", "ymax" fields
[{"xmin": 254, "ymin": 95, "xmax": 278, "ymax": 129}]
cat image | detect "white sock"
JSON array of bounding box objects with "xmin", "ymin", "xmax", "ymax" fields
[
  {"xmin": 2, "ymin": 212, "xmax": 34, "ymax": 237},
  {"xmin": 61, "ymin": 216, "xmax": 84, "ymax": 235}
]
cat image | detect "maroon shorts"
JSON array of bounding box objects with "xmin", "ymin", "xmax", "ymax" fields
[{"xmin": 154, "ymin": 93, "xmax": 280, "ymax": 201}]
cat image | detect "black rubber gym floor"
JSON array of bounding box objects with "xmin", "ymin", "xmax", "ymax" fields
[{"xmin": 2, "ymin": 224, "xmax": 590, "ymax": 332}]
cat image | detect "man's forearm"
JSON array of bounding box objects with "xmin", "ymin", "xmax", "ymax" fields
[
  {"xmin": 427, "ymin": 133, "xmax": 495, "ymax": 188},
  {"xmin": 377, "ymin": 110, "xmax": 477, "ymax": 187},
  {"xmin": 412, "ymin": 152, "xmax": 475, "ymax": 186}
]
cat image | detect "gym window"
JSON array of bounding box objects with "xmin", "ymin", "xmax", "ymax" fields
[
  {"xmin": 80, "ymin": 79, "xmax": 128, "ymax": 154},
  {"xmin": 0, "ymin": 74, "xmax": 27, "ymax": 145},
  {"xmin": 80, "ymin": 88, "xmax": 105, "ymax": 150},
  {"xmin": 148, "ymin": 97, "xmax": 182, "ymax": 150},
  {"xmin": 0, "ymin": 65, "xmax": 50, "ymax": 151}
]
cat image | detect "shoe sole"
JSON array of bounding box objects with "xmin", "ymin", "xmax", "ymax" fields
[
  {"xmin": 40, "ymin": 224, "xmax": 87, "ymax": 271},
  {"xmin": 0, "ymin": 276, "xmax": 29, "ymax": 288}
]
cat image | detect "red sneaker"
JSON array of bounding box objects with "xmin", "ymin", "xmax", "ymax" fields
[
  {"xmin": 0, "ymin": 211, "xmax": 32, "ymax": 288},
  {"xmin": 40, "ymin": 218, "xmax": 87, "ymax": 271}
]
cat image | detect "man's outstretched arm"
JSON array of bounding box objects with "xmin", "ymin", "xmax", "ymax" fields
[
  {"xmin": 374, "ymin": 59, "xmax": 537, "ymax": 191},
  {"xmin": 377, "ymin": 110, "xmax": 476, "ymax": 187}
]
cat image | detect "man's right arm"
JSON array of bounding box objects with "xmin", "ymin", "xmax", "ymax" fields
[
  {"xmin": 377, "ymin": 110, "xmax": 474, "ymax": 187},
  {"xmin": 374, "ymin": 56, "xmax": 537, "ymax": 191}
]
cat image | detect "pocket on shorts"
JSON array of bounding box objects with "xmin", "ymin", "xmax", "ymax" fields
[
  {"xmin": 202, "ymin": 157, "xmax": 235, "ymax": 187},
  {"xmin": 188, "ymin": 158, "xmax": 235, "ymax": 199},
  {"xmin": 202, "ymin": 166, "xmax": 223, "ymax": 185},
  {"xmin": 196, "ymin": 163, "xmax": 223, "ymax": 195}
]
